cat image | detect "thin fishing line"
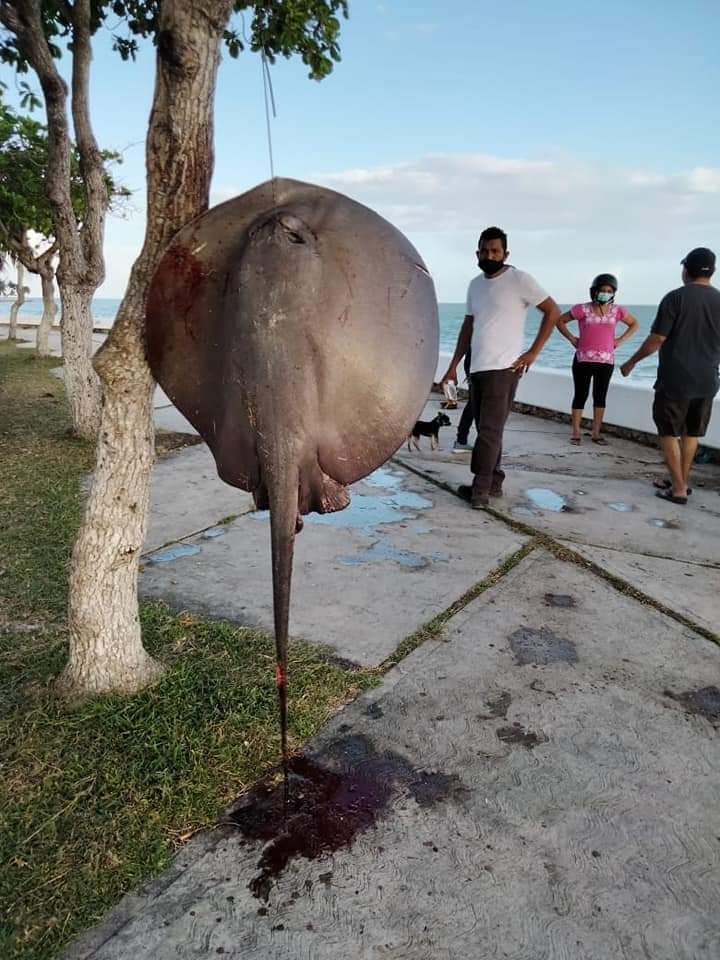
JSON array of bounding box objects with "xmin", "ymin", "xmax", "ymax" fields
[{"xmin": 261, "ymin": 52, "xmax": 278, "ymax": 202}]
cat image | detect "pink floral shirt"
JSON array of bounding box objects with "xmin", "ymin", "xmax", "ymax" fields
[{"xmin": 570, "ymin": 302, "xmax": 627, "ymax": 364}]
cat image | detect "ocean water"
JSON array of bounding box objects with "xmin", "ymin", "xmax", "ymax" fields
[
  {"xmin": 1, "ymin": 297, "xmax": 659, "ymax": 383},
  {"xmin": 439, "ymin": 302, "xmax": 659, "ymax": 383}
]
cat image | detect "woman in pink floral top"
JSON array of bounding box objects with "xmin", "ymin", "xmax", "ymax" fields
[{"xmin": 557, "ymin": 274, "xmax": 639, "ymax": 444}]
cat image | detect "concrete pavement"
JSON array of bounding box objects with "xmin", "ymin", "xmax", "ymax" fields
[
  {"xmin": 19, "ymin": 331, "xmax": 718, "ymax": 957},
  {"xmin": 67, "ymin": 550, "xmax": 720, "ymax": 960}
]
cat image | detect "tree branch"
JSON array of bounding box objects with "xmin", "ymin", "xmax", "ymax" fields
[
  {"xmin": 3, "ymin": 227, "xmax": 40, "ymax": 274},
  {"xmin": 3, "ymin": 0, "xmax": 81, "ymax": 280},
  {"xmin": 70, "ymin": 0, "xmax": 108, "ymax": 283},
  {"xmin": 0, "ymin": 2, "xmax": 22, "ymax": 35}
]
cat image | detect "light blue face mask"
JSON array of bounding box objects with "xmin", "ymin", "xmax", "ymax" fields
[{"xmin": 596, "ymin": 292, "xmax": 614, "ymax": 304}]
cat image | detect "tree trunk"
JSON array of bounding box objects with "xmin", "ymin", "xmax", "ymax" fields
[
  {"xmin": 58, "ymin": 285, "xmax": 101, "ymax": 434},
  {"xmin": 1, "ymin": 0, "xmax": 107, "ymax": 438},
  {"xmin": 35, "ymin": 259, "xmax": 57, "ymax": 357},
  {"xmin": 61, "ymin": 0, "xmax": 234, "ymax": 696},
  {"xmin": 8, "ymin": 261, "xmax": 25, "ymax": 339}
]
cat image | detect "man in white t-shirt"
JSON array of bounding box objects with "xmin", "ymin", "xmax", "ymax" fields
[{"xmin": 441, "ymin": 226, "xmax": 560, "ymax": 508}]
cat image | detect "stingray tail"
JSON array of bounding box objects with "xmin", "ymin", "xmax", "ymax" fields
[{"xmin": 266, "ymin": 458, "xmax": 299, "ymax": 783}]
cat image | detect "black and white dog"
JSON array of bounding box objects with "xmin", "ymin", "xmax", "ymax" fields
[{"xmin": 407, "ymin": 412, "xmax": 452, "ymax": 451}]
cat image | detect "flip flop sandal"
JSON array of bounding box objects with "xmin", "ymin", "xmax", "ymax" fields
[
  {"xmin": 591, "ymin": 437, "xmax": 609, "ymax": 445},
  {"xmin": 655, "ymin": 489, "xmax": 687, "ymax": 505},
  {"xmin": 653, "ymin": 478, "xmax": 692, "ymax": 494},
  {"xmin": 569, "ymin": 437, "xmax": 581, "ymax": 445}
]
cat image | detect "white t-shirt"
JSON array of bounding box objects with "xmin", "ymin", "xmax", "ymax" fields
[{"xmin": 465, "ymin": 267, "xmax": 548, "ymax": 373}]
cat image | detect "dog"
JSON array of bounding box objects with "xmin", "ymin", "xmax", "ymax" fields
[{"xmin": 407, "ymin": 412, "xmax": 452, "ymax": 451}]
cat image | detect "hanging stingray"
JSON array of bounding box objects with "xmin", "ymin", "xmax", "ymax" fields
[{"xmin": 145, "ymin": 178, "xmax": 439, "ymax": 780}]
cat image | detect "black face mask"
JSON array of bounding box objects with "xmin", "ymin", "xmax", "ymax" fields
[{"xmin": 478, "ymin": 258, "xmax": 505, "ymax": 276}]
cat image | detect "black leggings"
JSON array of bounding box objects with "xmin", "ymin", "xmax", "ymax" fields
[{"xmin": 572, "ymin": 358, "xmax": 614, "ymax": 409}]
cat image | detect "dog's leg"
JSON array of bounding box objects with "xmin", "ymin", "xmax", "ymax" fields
[{"xmin": 413, "ymin": 437, "xmax": 420, "ymax": 451}]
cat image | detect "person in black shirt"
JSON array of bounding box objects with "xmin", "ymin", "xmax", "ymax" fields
[{"xmin": 621, "ymin": 247, "xmax": 720, "ymax": 504}]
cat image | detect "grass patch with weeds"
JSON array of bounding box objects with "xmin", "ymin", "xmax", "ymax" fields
[{"xmin": 0, "ymin": 343, "xmax": 377, "ymax": 959}]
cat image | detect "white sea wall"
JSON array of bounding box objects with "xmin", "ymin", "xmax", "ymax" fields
[{"xmin": 436, "ymin": 353, "xmax": 720, "ymax": 450}]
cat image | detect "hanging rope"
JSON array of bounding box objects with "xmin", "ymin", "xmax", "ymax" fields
[
  {"xmin": 240, "ymin": 10, "xmax": 279, "ymax": 200},
  {"xmin": 261, "ymin": 51, "xmax": 278, "ymax": 200}
]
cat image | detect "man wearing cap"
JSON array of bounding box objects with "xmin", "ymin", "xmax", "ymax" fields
[{"xmin": 621, "ymin": 247, "xmax": 720, "ymax": 504}]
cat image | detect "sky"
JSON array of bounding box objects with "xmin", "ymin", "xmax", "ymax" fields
[{"xmin": 3, "ymin": 0, "xmax": 720, "ymax": 304}]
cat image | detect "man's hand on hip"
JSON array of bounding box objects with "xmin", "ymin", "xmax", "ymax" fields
[{"xmin": 511, "ymin": 350, "xmax": 538, "ymax": 374}]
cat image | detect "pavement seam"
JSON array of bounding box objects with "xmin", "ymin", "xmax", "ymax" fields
[
  {"xmin": 391, "ymin": 456, "xmax": 720, "ymax": 649},
  {"xmin": 141, "ymin": 514, "xmax": 249, "ymax": 560},
  {"xmin": 558, "ymin": 537, "xmax": 720, "ymax": 571},
  {"xmin": 376, "ymin": 539, "xmax": 540, "ymax": 673}
]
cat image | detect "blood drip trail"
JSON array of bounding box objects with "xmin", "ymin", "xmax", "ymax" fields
[{"xmin": 275, "ymin": 660, "xmax": 289, "ymax": 813}]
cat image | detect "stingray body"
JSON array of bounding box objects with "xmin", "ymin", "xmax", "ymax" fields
[{"xmin": 146, "ymin": 178, "xmax": 438, "ymax": 767}]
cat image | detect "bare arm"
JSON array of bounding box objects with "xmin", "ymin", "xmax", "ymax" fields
[
  {"xmin": 614, "ymin": 311, "xmax": 640, "ymax": 348},
  {"xmin": 440, "ymin": 314, "xmax": 472, "ymax": 383},
  {"xmin": 556, "ymin": 310, "xmax": 579, "ymax": 348},
  {"xmin": 620, "ymin": 332, "xmax": 666, "ymax": 377},
  {"xmin": 512, "ymin": 296, "xmax": 561, "ymax": 372}
]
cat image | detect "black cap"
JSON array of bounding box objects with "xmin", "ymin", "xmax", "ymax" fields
[{"xmin": 682, "ymin": 247, "xmax": 716, "ymax": 277}]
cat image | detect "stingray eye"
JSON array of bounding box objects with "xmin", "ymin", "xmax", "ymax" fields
[{"xmin": 277, "ymin": 213, "xmax": 313, "ymax": 246}]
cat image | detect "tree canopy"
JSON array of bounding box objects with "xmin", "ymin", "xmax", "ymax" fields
[{"xmin": 0, "ymin": 1, "xmax": 348, "ymax": 79}]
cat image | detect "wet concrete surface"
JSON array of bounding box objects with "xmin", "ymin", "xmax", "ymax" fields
[
  {"xmin": 395, "ymin": 400, "xmax": 720, "ymax": 634},
  {"xmin": 140, "ymin": 463, "xmax": 526, "ymax": 666},
  {"xmin": 146, "ymin": 445, "xmax": 255, "ymax": 554},
  {"xmin": 66, "ymin": 553, "xmax": 720, "ymax": 960}
]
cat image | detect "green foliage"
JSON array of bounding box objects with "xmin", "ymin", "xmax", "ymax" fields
[
  {"xmin": 0, "ymin": 1, "xmax": 348, "ymax": 81},
  {"xmin": 0, "ymin": 101, "xmax": 66, "ymax": 243},
  {"xmin": 231, "ymin": 1, "xmax": 348, "ymax": 79},
  {"xmin": 0, "ymin": 98, "xmax": 128, "ymax": 255}
]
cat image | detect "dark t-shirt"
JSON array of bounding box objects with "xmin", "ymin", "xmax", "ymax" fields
[{"xmin": 651, "ymin": 283, "xmax": 720, "ymax": 398}]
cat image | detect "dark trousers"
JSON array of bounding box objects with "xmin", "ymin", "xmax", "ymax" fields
[
  {"xmin": 571, "ymin": 358, "xmax": 614, "ymax": 409},
  {"xmin": 470, "ymin": 368, "xmax": 520, "ymax": 494},
  {"xmin": 456, "ymin": 385, "xmax": 475, "ymax": 444}
]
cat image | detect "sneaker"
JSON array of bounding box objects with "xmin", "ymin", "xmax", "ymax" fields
[{"xmin": 452, "ymin": 441, "xmax": 473, "ymax": 452}]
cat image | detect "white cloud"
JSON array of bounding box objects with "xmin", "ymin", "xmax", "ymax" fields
[
  {"xmin": 310, "ymin": 152, "xmax": 720, "ymax": 301},
  {"xmin": 315, "ymin": 153, "xmax": 720, "ymax": 233},
  {"xmin": 16, "ymin": 151, "xmax": 715, "ymax": 305},
  {"xmin": 686, "ymin": 167, "xmax": 720, "ymax": 194}
]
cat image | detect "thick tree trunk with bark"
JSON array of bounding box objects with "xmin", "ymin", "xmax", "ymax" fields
[
  {"xmin": 58, "ymin": 286, "xmax": 100, "ymax": 429},
  {"xmin": 35, "ymin": 252, "xmax": 57, "ymax": 357},
  {"xmin": 62, "ymin": 0, "xmax": 233, "ymax": 695},
  {"xmin": 7, "ymin": 261, "xmax": 25, "ymax": 339}
]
